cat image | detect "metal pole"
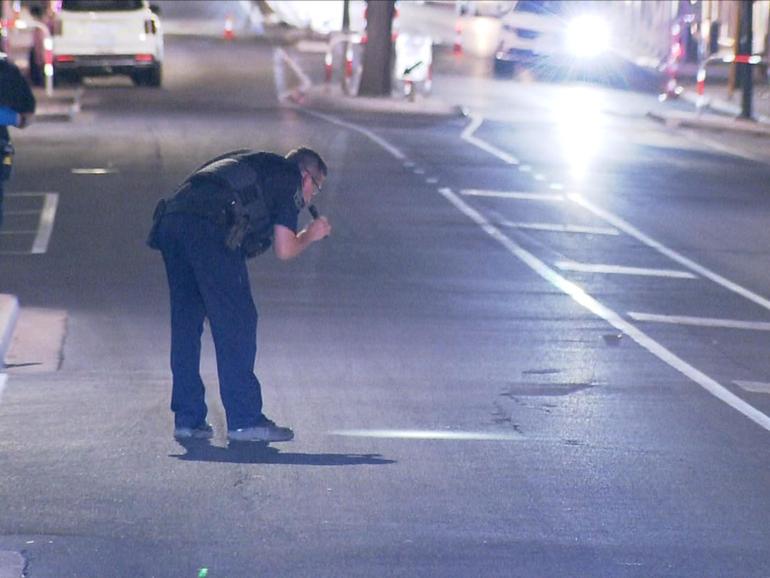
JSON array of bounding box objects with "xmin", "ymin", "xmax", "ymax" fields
[{"xmin": 739, "ymin": 0, "xmax": 753, "ymax": 119}]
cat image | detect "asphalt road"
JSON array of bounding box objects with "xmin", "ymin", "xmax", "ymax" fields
[{"xmin": 1, "ymin": 17, "xmax": 770, "ymax": 578}]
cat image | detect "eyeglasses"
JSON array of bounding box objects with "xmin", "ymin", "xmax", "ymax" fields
[{"xmin": 309, "ymin": 174, "xmax": 323, "ymax": 196}]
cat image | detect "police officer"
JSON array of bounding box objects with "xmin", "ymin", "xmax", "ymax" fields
[
  {"xmin": 150, "ymin": 147, "xmax": 331, "ymax": 442},
  {"xmin": 0, "ymin": 51, "xmax": 36, "ymax": 231}
]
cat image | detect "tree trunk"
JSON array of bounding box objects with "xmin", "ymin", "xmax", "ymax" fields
[{"xmin": 358, "ymin": 0, "xmax": 395, "ymax": 97}]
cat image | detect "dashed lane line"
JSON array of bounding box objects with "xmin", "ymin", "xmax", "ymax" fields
[
  {"xmin": 555, "ymin": 261, "xmax": 697, "ymax": 279},
  {"xmin": 628, "ymin": 312, "xmax": 770, "ymax": 331},
  {"xmin": 303, "ymin": 109, "xmax": 770, "ymax": 433},
  {"xmin": 438, "ymin": 186, "xmax": 770, "ymax": 433}
]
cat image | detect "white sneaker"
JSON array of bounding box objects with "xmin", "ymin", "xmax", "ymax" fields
[
  {"xmin": 228, "ymin": 417, "xmax": 294, "ymax": 442},
  {"xmin": 174, "ymin": 422, "xmax": 214, "ymax": 440}
]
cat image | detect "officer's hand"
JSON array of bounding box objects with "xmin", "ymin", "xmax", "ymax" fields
[{"xmin": 307, "ymin": 216, "xmax": 331, "ymax": 242}]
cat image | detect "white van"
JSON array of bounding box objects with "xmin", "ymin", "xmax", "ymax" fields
[{"xmin": 32, "ymin": 0, "xmax": 163, "ymax": 87}]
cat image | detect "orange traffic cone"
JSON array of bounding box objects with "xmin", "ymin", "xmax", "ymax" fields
[
  {"xmin": 224, "ymin": 15, "xmax": 235, "ymax": 41},
  {"xmin": 453, "ymin": 21, "xmax": 463, "ymax": 55}
]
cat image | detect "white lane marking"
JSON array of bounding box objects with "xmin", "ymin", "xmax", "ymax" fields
[
  {"xmin": 31, "ymin": 193, "xmax": 59, "ymax": 254},
  {"xmin": 438, "ymin": 186, "xmax": 770, "ymax": 433},
  {"xmin": 71, "ymin": 168, "xmax": 118, "ymax": 175},
  {"xmin": 569, "ymin": 194, "xmax": 770, "ymax": 313},
  {"xmin": 628, "ymin": 312, "xmax": 770, "ymax": 331},
  {"xmin": 461, "ymin": 189, "xmax": 564, "ymax": 201},
  {"xmin": 306, "ymin": 109, "xmax": 770, "ymax": 433},
  {"xmin": 556, "ymin": 261, "xmax": 697, "ymax": 279},
  {"xmin": 0, "ymin": 230, "xmax": 38, "ymax": 235},
  {"xmin": 331, "ymin": 429, "xmax": 524, "ymax": 441},
  {"xmin": 461, "ymin": 116, "xmax": 519, "ymax": 165},
  {"xmin": 299, "ymin": 108, "xmax": 406, "ymax": 160},
  {"xmin": 733, "ymin": 381, "xmax": 770, "ymax": 394},
  {"xmin": 499, "ymin": 221, "xmax": 619, "ymax": 236},
  {"xmin": 0, "ymin": 374, "xmax": 6, "ymax": 404}
]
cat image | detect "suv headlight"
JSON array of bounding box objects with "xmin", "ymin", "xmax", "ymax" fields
[{"xmin": 566, "ymin": 15, "xmax": 610, "ymax": 59}]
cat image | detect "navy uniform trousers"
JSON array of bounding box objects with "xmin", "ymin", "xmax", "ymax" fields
[{"xmin": 156, "ymin": 211, "xmax": 263, "ymax": 431}]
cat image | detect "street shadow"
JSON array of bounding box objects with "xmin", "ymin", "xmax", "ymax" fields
[{"xmin": 170, "ymin": 439, "xmax": 395, "ymax": 466}]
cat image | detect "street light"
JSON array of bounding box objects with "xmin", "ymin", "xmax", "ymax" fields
[{"xmin": 13, "ymin": 18, "xmax": 53, "ymax": 97}]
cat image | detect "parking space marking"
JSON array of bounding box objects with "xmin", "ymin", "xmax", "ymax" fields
[
  {"xmin": 31, "ymin": 193, "xmax": 59, "ymax": 254},
  {"xmin": 628, "ymin": 312, "xmax": 770, "ymax": 331},
  {"xmin": 331, "ymin": 429, "xmax": 524, "ymax": 441},
  {"xmin": 733, "ymin": 381, "xmax": 770, "ymax": 394},
  {"xmin": 438, "ymin": 186, "xmax": 770, "ymax": 433},
  {"xmin": 568, "ymin": 194, "xmax": 770, "ymax": 312},
  {"xmin": 499, "ymin": 221, "xmax": 620, "ymax": 236},
  {"xmin": 461, "ymin": 115, "xmax": 519, "ymax": 165},
  {"xmin": 304, "ymin": 109, "xmax": 770, "ymax": 433},
  {"xmin": 461, "ymin": 189, "xmax": 564, "ymax": 201},
  {"xmin": 2, "ymin": 192, "xmax": 59, "ymax": 255},
  {"xmin": 556, "ymin": 261, "xmax": 697, "ymax": 278}
]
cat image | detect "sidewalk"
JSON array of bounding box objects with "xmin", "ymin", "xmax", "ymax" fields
[
  {"xmin": 32, "ymin": 86, "xmax": 81, "ymax": 122},
  {"xmin": 649, "ymin": 61, "xmax": 770, "ymax": 135}
]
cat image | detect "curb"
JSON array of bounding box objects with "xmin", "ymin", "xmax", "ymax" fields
[
  {"xmin": 647, "ymin": 108, "xmax": 770, "ymax": 135},
  {"xmin": 297, "ymin": 84, "xmax": 458, "ymax": 116},
  {"xmin": 0, "ymin": 294, "xmax": 20, "ymax": 369}
]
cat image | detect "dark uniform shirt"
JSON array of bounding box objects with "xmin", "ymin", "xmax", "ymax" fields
[{"xmin": 0, "ymin": 56, "xmax": 36, "ymax": 142}]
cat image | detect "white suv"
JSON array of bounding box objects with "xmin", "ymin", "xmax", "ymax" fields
[{"xmin": 32, "ymin": 0, "xmax": 163, "ymax": 87}]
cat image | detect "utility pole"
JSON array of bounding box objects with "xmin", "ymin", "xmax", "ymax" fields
[
  {"xmin": 739, "ymin": 0, "xmax": 753, "ymax": 119},
  {"xmin": 358, "ymin": 0, "xmax": 395, "ymax": 97}
]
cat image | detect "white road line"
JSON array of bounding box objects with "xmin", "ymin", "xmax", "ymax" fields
[
  {"xmin": 31, "ymin": 193, "xmax": 58, "ymax": 254},
  {"xmin": 556, "ymin": 261, "xmax": 697, "ymax": 279},
  {"xmin": 330, "ymin": 429, "xmax": 524, "ymax": 441},
  {"xmin": 733, "ymin": 380, "xmax": 770, "ymax": 394},
  {"xmin": 460, "ymin": 116, "xmax": 519, "ymax": 165},
  {"xmin": 438, "ymin": 186, "xmax": 770, "ymax": 433},
  {"xmin": 300, "ymin": 108, "xmax": 406, "ymax": 161},
  {"xmin": 500, "ymin": 221, "xmax": 620, "ymax": 236},
  {"xmin": 628, "ymin": 312, "xmax": 770, "ymax": 331},
  {"xmin": 461, "ymin": 189, "xmax": 564, "ymax": 201},
  {"xmin": 305, "ymin": 108, "xmax": 770, "ymax": 433},
  {"xmin": 569, "ymin": 194, "xmax": 770, "ymax": 313},
  {"xmin": 0, "ymin": 374, "xmax": 6, "ymax": 404}
]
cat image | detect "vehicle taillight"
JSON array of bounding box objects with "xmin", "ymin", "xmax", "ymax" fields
[
  {"xmin": 55, "ymin": 54, "xmax": 75, "ymax": 63},
  {"xmin": 135, "ymin": 54, "xmax": 154, "ymax": 62},
  {"xmin": 144, "ymin": 19, "xmax": 156, "ymax": 34}
]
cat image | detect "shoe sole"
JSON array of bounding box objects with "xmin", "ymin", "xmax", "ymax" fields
[
  {"xmin": 174, "ymin": 430, "xmax": 214, "ymax": 440},
  {"xmin": 227, "ymin": 430, "xmax": 294, "ymax": 443}
]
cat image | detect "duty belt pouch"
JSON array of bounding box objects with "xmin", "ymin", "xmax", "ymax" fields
[
  {"xmin": 146, "ymin": 198, "xmax": 167, "ymax": 250},
  {"xmin": 1, "ymin": 141, "xmax": 14, "ymax": 182}
]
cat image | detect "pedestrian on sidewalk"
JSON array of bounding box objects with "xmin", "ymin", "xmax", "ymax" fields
[
  {"xmin": 0, "ymin": 52, "xmax": 36, "ymax": 231},
  {"xmin": 148, "ymin": 147, "xmax": 331, "ymax": 443}
]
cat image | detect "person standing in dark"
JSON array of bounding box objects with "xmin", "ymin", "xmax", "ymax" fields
[
  {"xmin": 0, "ymin": 51, "xmax": 36, "ymax": 231},
  {"xmin": 148, "ymin": 147, "xmax": 331, "ymax": 442}
]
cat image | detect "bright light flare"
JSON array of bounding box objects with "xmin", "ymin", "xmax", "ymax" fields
[{"xmin": 566, "ymin": 15, "xmax": 610, "ymax": 59}]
